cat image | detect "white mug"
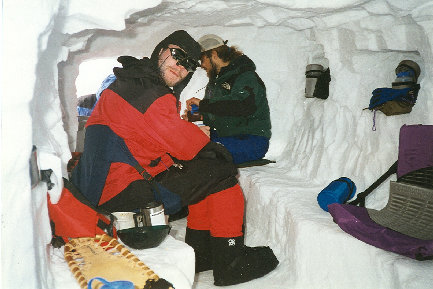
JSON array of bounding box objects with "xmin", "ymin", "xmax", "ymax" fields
[{"xmin": 112, "ymin": 212, "xmax": 136, "ymax": 230}]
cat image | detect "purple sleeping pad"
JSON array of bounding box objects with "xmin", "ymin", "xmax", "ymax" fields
[{"xmin": 328, "ymin": 203, "xmax": 433, "ymax": 260}]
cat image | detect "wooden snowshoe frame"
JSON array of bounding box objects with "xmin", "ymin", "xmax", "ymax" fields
[{"xmin": 64, "ymin": 234, "xmax": 173, "ymax": 289}]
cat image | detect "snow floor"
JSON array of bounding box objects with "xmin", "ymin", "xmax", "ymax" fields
[{"xmin": 52, "ymin": 164, "xmax": 433, "ymax": 289}]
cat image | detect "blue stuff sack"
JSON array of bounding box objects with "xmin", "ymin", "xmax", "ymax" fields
[{"xmin": 317, "ymin": 177, "xmax": 356, "ymax": 212}]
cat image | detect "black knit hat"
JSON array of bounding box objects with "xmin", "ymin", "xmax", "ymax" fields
[{"xmin": 150, "ymin": 30, "xmax": 201, "ymax": 65}]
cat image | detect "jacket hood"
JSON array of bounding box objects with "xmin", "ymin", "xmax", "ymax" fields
[
  {"xmin": 113, "ymin": 55, "xmax": 188, "ymax": 100},
  {"xmin": 110, "ymin": 56, "xmax": 172, "ymax": 113},
  {"xmin": 114, "ymin": 56, "xmax": 160, "ymax": 81},
  {"xmin": 150, "ymin": 30, "xmax": 201, "ymax": 97},
  {"xmin": 150, "ymin": 30, "xmax": 201, "ymax": 65}
]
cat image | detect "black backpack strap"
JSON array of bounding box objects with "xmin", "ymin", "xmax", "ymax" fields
[
  {"xmin": 108, "ymin": 129, "xmax": 166, "ymax": 204},
  {"xmin": 349, "ymin": 161, "xmax": 398, "ymax": 207},
  {"xmin": 50, "ymin": 220, "xmax": 66, "ymax": 248},
  {"xmin": 130, "ymin": 163, "xmax": 166, "ymax": 203},
  {"xmin": 132, "ymin": 163, "xmax": 154, "ymax": 181}
]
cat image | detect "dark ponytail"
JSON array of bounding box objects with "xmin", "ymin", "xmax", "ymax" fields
[{"xmin": 203, "ymin": 45, "xmax": 243, "ymax": 62}]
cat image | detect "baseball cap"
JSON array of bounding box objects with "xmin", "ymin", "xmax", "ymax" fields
[{"xmin": 198, "ymin": 34, "xmax": 228, "ymax": 52}]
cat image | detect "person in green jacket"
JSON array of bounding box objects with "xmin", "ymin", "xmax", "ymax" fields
[{"xmin": 185, "ymin": 34, "xmax": 272, "ymax": 164}]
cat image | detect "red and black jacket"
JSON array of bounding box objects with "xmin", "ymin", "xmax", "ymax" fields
[{"xmin": 71, "ymin": 57, "xmax": 209, "ymax": 206}]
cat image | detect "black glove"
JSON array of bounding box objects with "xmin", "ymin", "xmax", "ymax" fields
[{"xmin": 196, "ymin": 141, "xmax": 233, "ymax": 163}]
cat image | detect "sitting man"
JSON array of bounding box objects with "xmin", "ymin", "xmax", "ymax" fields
[
  {"xmin": 184, "ymin": 34, "xmax": 272, "ymax": 165},
  {"xmin": 70, "ymin": 30, "xmax": 278, "ymax": 286}
]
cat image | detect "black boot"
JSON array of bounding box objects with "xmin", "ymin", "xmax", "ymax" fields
[
  {"xmin": 185, "ymin": 228, "xmax": 212, "ymax": 273},
  {"xmin": 211, "ymin": 236, "xmax": 279, "ymax": 286}
]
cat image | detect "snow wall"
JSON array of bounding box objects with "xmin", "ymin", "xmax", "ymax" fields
[{"xmin": 2, "ymin": 0, "xmax": 433, "ymax": 288}]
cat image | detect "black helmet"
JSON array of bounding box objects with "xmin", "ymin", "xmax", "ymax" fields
[{"xmin": 117, "ymin": 225, "xmax": 171, "ymax": 249}]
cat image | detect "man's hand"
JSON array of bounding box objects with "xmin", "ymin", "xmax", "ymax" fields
[
  {"xmin": 199, "ymin": 125, "xmax": 210, "ymax": 138},
  {"xmin": 181, "ymin": 109, "xmax": 189, "ymax": 121},
  {"xmin": 186, "ymin": 97, "xmax": 201, "ymax": 111}
]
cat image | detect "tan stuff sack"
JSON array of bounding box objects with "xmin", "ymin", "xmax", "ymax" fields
[
  {"xmin": 375, "ymin": 99, "xmax": 413, "ymax": 116},
  {"xmin": 366, "ymin": 60, "xmax": 421, "ymax": 130},
  {"xmin": 368, "ymin": 60, "xmax": 421, "ymax": 116}
]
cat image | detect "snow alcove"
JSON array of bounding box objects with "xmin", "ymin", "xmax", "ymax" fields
[{"xmin": 2, "ymin": 0, "xmax": 433, "ymax": 288}]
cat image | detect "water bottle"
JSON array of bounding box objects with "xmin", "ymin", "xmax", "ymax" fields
[
  {"xmin": 187, "ymin": 104, "xmax": 202, "ymax": 122},
  {"xmin": 134, "ymin": 201, "xmax": 167, "ymax": 227},
  {"xmin": 305, "ymin": 64, "xmax": 324, "ymax": 98},
  {"xmin": 392, "ymin": 68, "xmax": 416, "ymax": 89},
  {"xmin": 392, "ymin": 60, "xmax": 420, "ymax": 89}
]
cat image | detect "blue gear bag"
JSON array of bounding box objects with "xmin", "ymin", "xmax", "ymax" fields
[
  {"xmin": 317, "ymin": 177, "xmax": 356, "ymax": 212},
  {"xmin": 368, "ymin": 87, "xmax": 415, "ymax": 110}
]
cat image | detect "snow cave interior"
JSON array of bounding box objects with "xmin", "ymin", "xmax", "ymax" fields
[{"xmin": 2, "ymin": 0, "xmax": 433, "ymax": 288}]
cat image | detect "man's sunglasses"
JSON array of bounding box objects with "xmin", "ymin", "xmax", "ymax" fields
[{"xmin": 169, "ymin": 48, "xmax": 200, "ymax": 72}]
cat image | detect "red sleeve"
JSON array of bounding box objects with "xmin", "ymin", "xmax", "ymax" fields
[
  {"xmin": 142, "ymin": 94, "xmax": 210, "ymax": 160},
  {"xmin": 87, "ymin": 90, "xmax": 209, "ymax": 161}
]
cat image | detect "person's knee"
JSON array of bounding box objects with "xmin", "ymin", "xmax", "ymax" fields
[
  {"xmin": 208, "ymin": 184, "xmax": 244, "ymax": 237},
  {"xmin": 187, "ymin": 198, "xmax": 210, "ymax": 230}
]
